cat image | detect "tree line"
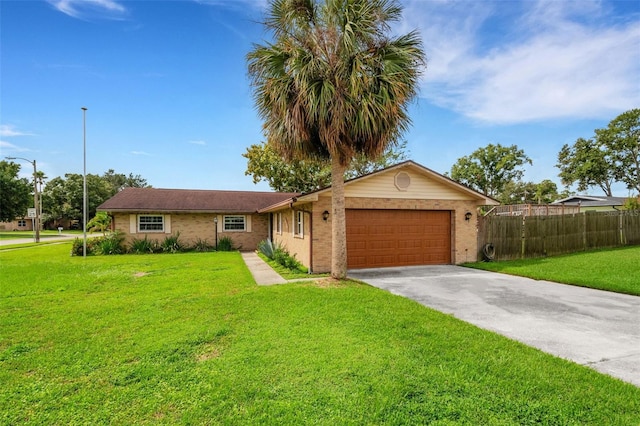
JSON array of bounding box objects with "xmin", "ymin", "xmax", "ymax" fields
[
  {"xmin": 245, "ymin": 108, "xmax": 640, "ymax": 204},
  {"xmin": 0, "ymin": 167, "xmax": 149, "ymax": 226}
]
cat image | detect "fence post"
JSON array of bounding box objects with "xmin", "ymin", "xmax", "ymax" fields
[
  {"xmin": 582, "ymin": 212, "xmax": 587, "ymax": 250},
  {"xmin": 521, "ymin": 215, "xmax": 526, "ymax": 259}
]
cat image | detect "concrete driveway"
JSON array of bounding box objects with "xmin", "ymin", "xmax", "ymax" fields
[{"xmin": 348, "ymin": 265, "xmax": 640, "ymax": 387}]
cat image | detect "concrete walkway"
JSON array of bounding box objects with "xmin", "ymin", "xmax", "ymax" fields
[
  {"xmin": 349, "ymin": 265, "xmax": 640, "ymax": 387},
  {"xmin": 241, "ymin": 252, "xmax": 288, "ymax": 285}
]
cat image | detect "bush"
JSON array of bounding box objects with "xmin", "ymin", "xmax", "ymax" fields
[
  {"xmin": 622, "ymin": 196, "xmax": 640, "ymax": 211},
  {"xmin": 217, "ymin": 236, "xmax": 234, "ymax": 251},
  {"xmin": 271, "ymin": 242, "xmax": 305, "ymax": 272},
  {"xmin": 257, "ymin": 239, "xmax": 275, "ymax": 259},
  {"xmin": 161, "ymin": 233, "xmax": 183, "ymax": 253},
  {"xmin": 193, "ymin": 238, "xmax": 214, "ymax": 252},
  {"xmin": 130, "ymin": 236, "xmax": 158, "ymax": 254},
  {"xmin": 71, "ymin": 237, "xmax": 100, "ymax": 256},
  {"xmin": 96, "ymin": 232, "xmax": 125, "ymax": 255}
]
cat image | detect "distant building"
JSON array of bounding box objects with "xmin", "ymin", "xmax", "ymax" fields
[
  {"xmin": 551, "ymin": 195, "xmax": 628, "ymax": 212},
  {"xmin": 0, "ymin": 218, "xmax": 33, "ymax": 231}
]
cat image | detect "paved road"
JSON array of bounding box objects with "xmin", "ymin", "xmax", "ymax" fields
[
  {"xmin": 348, "ymin": 265, "xmax": 640, "ymax": 387},
  {"xmin": 0, "ymin": 234, "xmax": 91, "ymax": 246}
]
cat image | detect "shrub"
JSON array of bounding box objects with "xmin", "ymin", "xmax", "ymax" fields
[
  {"xmin": 193, "ymin": 238, "xmax": 214, "ymax": 252},
  {"xmin": 622, "ymin": 196, "xmax": 640, "ymax": 211},
  {"xmin": 161, "ymin": 232, "xmax": 183, "ymax": 253},
  {"xmin": 257, "ymin": 239, "xmax": 275, "ymax": 259},
  {"xmin": 217, "ymin": 236, "xmax": 234, "ymax": 251},
  {"xmin": 96, "ymin": 232, "xmax": 125, "ymax": 255},
  {"xmin": 71, "ymin": 237, "xmax": 100, "ymax": 256},
  {"xmin": 130, "ymin": 236, "xmax": 158, "ymax": 254},
  {"xmin": 271, "ymin": 243, "xmax": 305, "ymax": 272}
]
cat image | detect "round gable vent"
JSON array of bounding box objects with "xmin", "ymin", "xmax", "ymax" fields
[{"xmin": 394, "ymin": 171, "xmax": 411, "ymax": 191}]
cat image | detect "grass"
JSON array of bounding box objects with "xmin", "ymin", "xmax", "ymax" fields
[
  {"xmin": 465, "ymin": 245, "xmax": 640, "ymax": 296},
  {"xmin": 1, "ymin": 244, "xmax": 639, "ymax": 424},
  {"xmin": 257, "ymin": 251, "xmax": 329, "ymax": 280}
]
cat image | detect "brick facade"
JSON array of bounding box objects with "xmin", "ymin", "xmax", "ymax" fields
[
  {"xmin": 269, "ymin": 196, "xmax": 480, "ymax": 273},
  {"xmin": 306, "ymin": 196, "xmax": 479, "ymax": 273},
  {"xmin": 112, "ymin": 212, "xmax": 268, "ymax": 251}
]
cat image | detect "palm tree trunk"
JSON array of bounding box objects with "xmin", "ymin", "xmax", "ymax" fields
[{"xmin": 331, "ymin": 156, "xmax": 348, "ymax": 279}]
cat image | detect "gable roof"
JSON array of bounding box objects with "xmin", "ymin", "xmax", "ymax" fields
[
  {"xmin": 551, "ymin": 195, "xmax": 627, "ymax": 207},
  {"xmin": 97, "ymin": 187, "xmax": 300, "ymax": 213},
  {"xmin": 259, "ymin": 160, "xmax": 499, "ymax": 212}
]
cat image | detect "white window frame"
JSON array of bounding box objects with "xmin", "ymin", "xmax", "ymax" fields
[
  {"xmin": 138, "ymin": 215, "xmax": 164, "ymax": 232},
  {"xmin": 295, "ymin": 211, "xmax": 304, "ymax": 238},
  {"xmin": 224, "ymin": 215, "xmax": 246, "ymax": 232},
  {"xmin": 275, "ymin": 212, "xmax": 282, "ymax": 235},
  {"xmin": 17, "ymin": 220, "xmax": 26, "ymax": 227}
]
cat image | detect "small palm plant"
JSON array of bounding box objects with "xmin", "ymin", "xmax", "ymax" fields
[{"xmin": 87, "ymin": 212, "xmax": 111, "ymax": 236}]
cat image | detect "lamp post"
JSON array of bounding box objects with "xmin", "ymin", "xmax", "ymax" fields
[
  {"xmin": 213, "ymin": 216, "xmax": 218, "ymax": 251},
  {"xmin": 82, "ymin": 107, "xmax": 88, "ymax": 258},
  {"xmin": 5, "ymin": 156, "xmax": 39, "ymax": 243}
]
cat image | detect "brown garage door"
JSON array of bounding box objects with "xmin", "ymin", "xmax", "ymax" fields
[{"xmin": 346, "ymin": 209, "xmax": 451, "ymax": 269}]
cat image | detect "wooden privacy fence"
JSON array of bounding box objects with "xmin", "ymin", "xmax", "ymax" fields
[{"xmin": 478, "ymin": 211, "xmax": 640, "ymax": 261}]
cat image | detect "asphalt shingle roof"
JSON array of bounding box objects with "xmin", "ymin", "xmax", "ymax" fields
[
  {"xmin": 97, "ymin": 187, "xmax": 300, "ymax": 213},
  {"xmin": 551, "ymin": 196, "xmax": 627, "ymax": 207}
]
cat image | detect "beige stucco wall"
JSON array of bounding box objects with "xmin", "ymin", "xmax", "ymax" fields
[
  {"xmin": 111, "ymin": 212, "xmax": 268, "ymax": 251},
  {"xmin": 270, "ymin": 205, "xmax": 312, "ymax": 268}
]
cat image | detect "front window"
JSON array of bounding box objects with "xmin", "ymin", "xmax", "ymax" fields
[
  {"xmin": 18, "ymin": 220, "xmax": 26, "ymax": 227},
  {"xmin": 139, "ymin": 215, "xmax": 164, "ymax": 232},
  {"xmin": 295, "ymin": 211, "xmax": 304, "ymax": 237},
  {"xmin": 224, "ymin": 215, "xmax": 246, "ymax": 231},
  {"xmin": 275, "ymin": 212, "xmax": 282, "ymax": 234}
]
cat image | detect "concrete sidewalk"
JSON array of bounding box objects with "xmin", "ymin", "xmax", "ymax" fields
[{"xmin": 241, "ymin": 252, "xmax": 288, "ymax": 285}]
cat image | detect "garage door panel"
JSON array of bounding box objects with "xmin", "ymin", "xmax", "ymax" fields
[
  {"xmin": 347, "ymin": 209, "xmax": 451, "ymax": 268},
  {"xmin": 348, "ymin": 241, "xmax": 367, "ymax": 251},
  {"xmin": 368, "ymin": 237, "xmax": 396, "ymax": 247}
]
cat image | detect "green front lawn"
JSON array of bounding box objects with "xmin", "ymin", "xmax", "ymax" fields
[
  {"xmin": 465, "ymin": 245, "xmax": 640, "ymax": 296},
  {"xmin": 1, "ymin": 245, "xmax": 638, "ymax": 424}
]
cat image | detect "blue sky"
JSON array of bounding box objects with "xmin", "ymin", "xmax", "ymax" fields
[{"xmin": 1, "ymin": 0, "xmax": 639, "ymax": 196}]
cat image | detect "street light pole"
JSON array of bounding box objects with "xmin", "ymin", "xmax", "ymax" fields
[
  {"xmin": 32, "ymin": 160, "xmax": 39, "ymax": 243},
  {"xmin": 82, "ymin": 107, "xmax": 88, "ymax": 258},
  {"xmin": 5, "ymin": 156, "xmax": 40, "ymax": 243}
]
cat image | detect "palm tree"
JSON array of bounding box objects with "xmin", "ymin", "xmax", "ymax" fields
[{"xmin": 248, "ymin": 0, "xmax": 425, "ymax": 278}]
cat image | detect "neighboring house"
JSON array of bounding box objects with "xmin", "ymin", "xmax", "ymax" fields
[
  {"xmin": 551, "ymin": 195, "xmax": 628, "ymax": 212},
  {"xmin": 0, "ymin": 218, "xmax": 33, "ymax": 231},
  {"xmin": 98, "ymin": 161, "xmax": 498, "ymax": 272}
]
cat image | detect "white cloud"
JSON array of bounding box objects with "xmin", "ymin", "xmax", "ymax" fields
[
  {"xmin": 47, "ymin": 0, "xmax": 127, "ymax": 20},
  {"xmin": 402, "ymin": 0, "xmax": 640, "ymax": 124},
  {"xmin": 0, "ymin": 140, "xmax": 30, "ymax": 153},
  {"xmin": 131, "ymin": 151, "xmax": 152, "ymax": 156},
  {"xmin": 0, "ymin": 125, "xmax": 35, "ymax": 137},
  {"xmin": 188, "ymin": 140, "xmax": 207, "ymax": 146},
  {"xmin": 194, "ymin": 0, "xmax": 268, "ymax": 12}
]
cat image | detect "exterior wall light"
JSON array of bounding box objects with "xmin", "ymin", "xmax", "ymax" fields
[
  {"xmin": 465, "ymin": 211, "xmax": 473, "ymax": 221},
  {"xmin": 322, "ymin": 210, "xmax": 330, "ymax": 221}
]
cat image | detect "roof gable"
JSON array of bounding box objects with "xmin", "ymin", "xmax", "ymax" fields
[
  {"xmin": 98, "ymin": 188, "xmax": 300, "ymax": 213},
  {"xmin": 297, "ymin": 161, "xmax": 499, "ymax": 205}
]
